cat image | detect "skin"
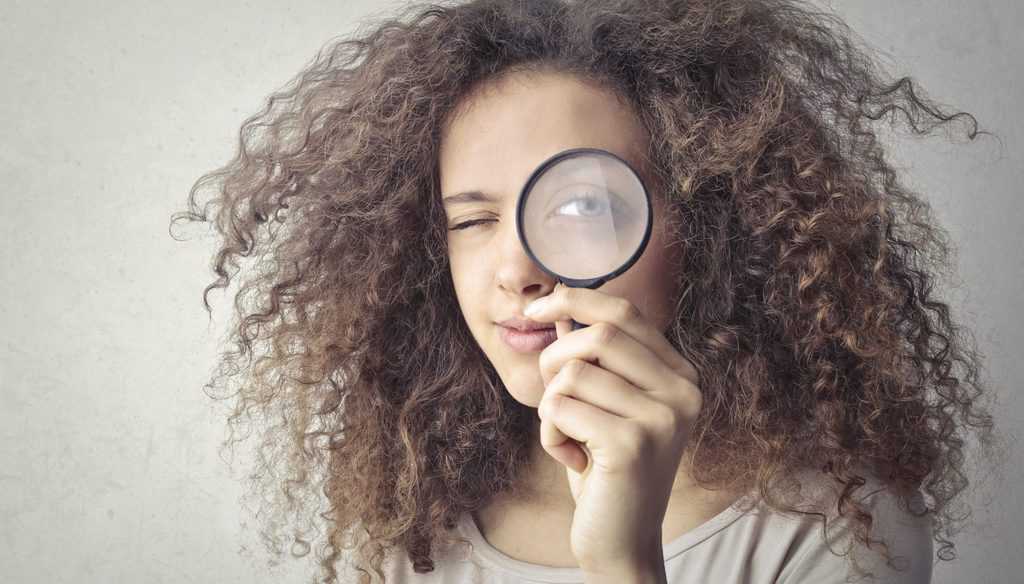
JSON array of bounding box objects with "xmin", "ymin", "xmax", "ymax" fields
[{"xmin": 439, "ymin": 69, "xmax": 744, "ymax": 568}]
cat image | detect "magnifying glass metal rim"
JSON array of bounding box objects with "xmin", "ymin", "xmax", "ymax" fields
[{"xmin": 515, "ymin": 146, "xmax": 655, "ymax": 290}]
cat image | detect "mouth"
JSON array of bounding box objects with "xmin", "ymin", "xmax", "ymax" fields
[{"xmin": 498, "ymin": 324, "xmax": 558, "ymax": 353}]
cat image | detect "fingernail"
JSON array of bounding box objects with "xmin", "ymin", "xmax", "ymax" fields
[{"xmin": 524, "ymin": 297, "xmax": 547, "ymax": 316}]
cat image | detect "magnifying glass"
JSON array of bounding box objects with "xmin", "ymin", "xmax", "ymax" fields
[{"xmin": 516, "ymin": 147, "xmax": 654, "ymax": 331}]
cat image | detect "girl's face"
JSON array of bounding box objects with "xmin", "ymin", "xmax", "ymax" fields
[{"xmin": 439, "ymin": 70, "xmax": 683, "ymax": 408}]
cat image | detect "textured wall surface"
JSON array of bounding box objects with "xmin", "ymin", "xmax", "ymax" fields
[{"xmin": 1, "ymin": 1, "xmax": 1019, "ymax": 582}]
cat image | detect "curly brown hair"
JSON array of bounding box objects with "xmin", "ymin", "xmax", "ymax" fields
[{"xmin": 169, "ymin": 0, "xmax": 1007, "ymax": 582}]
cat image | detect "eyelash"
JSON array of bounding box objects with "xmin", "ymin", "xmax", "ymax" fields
[{"xmin": 449, "ymin": 218, "xmax": 496, "ymax": 231}]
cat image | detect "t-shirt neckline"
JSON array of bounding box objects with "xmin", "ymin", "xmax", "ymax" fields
[{"xmin": 457, "ymin": 492, "xmax": 757, "ymax": 583}]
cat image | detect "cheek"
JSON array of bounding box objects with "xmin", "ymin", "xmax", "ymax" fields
[
  {"xmin": 604, "ymin": 235, "xmax": 680, "ymax": 329},
  {"xmin": 448, "ymin": 251, "xmax": 488, "ymax": 319},
  {"xmin": 447, "ymin": 239, "xmax": 473, "ymax": 286}
]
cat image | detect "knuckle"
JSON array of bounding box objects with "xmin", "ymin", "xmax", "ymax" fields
[
  {"xmin": 557, "ymin": 359, "xmax": 583, "ymax": 385},
  {"xmin": 565, "ymin": 358, "xmax": 586, "ymax": 379},
  {"xmin": 547, "ymin": 393, "xmax": 562, "ymax": 412},
  {"xmin": 686, "ymin": 387, "xmax": 704, "ymax": 417},
  {"xmin": 676, "ymin": 382, "xmax": 703, "ymax": 419},
  {"xmin": 595, "ymin": 322, "xmax": 619, "ymax": 344},
  {"xmin": 650, "ymin": 403, "xmax": 680, "ymax": 433},
  {"xmin": 615, "ymin": 298, "xmax": 640, "ymax": 322},
  {"xmin": 619, "ymin": 426, "xmax": 649, "ymax": 459}
]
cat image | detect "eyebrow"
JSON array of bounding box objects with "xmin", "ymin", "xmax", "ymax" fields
[{"xmin": 441, "ymin": 190, "xmax": 500, "ymax": 206}]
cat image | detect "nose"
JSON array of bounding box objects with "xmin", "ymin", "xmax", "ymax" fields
[{"xmin": 494, "ymin": 213, "xmax": 556, "ymax": 300}]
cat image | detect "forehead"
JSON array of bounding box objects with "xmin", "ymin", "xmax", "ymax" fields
[{"xmin": 439, "ymin": 70, "xmax": 651, "ymax": 202}]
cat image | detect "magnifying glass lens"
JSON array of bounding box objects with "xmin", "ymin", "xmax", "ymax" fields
[{"xmin": 520, "ymin": 151, "xmax": 650, "ymax": 281}]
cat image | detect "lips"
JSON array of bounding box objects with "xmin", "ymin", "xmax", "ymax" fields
[
  {"xmin": 499, "ymin": 325, "xmax": 558, "ymax": 352},
  {"xmin": 498, "ymin": 317, "xmax": 555, "ymax": 332}
]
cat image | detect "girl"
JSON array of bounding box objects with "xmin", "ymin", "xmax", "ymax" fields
[{"xmin": 170, "ymin": 0, "xmax": 1003, "ymax": 582}]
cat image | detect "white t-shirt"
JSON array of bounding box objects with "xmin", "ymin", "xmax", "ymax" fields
[{"xmin": 357, "ymin": 474, "xmax": 934, "ymax": 584}]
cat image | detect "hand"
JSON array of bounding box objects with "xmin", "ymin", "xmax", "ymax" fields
[{"xmin": 526, "ymin": 283, "xmax": 703, "ymax": 574}]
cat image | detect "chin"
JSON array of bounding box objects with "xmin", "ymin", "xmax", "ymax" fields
[{"xmin": 495, "ymin": 364, "xmax": 545, "ymax": 408}]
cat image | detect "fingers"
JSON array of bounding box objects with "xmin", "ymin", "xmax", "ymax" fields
[
  {"xmin": 540, "ymin": 322, "xmax": 683, "ymax": 401},
  {"xmin": 528, "ymin": 285, "xmax": 699, "ymax": 384}
]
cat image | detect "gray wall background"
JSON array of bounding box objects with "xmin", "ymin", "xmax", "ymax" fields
[{"xmin": 1, "ymin": 1, "xmax": 1020, "ymax": 582}]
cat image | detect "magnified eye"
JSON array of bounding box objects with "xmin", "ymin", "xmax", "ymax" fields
[
  {"xmin": 548, "ymin": 190, "xmax": 631, "ymax": 221},
  {"xmin": 556, "ymin": 193, "xmax": 607, "ymax": 217}
]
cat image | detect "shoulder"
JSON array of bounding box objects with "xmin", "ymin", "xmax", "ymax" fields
[{"xmin": 773, "ymin": 468, "xmax": 934, "ymax": 584}]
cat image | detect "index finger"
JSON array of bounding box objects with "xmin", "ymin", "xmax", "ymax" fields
[{"xmin": 530, "ymin": 284, "xmax": 698, "ymax": 384}]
